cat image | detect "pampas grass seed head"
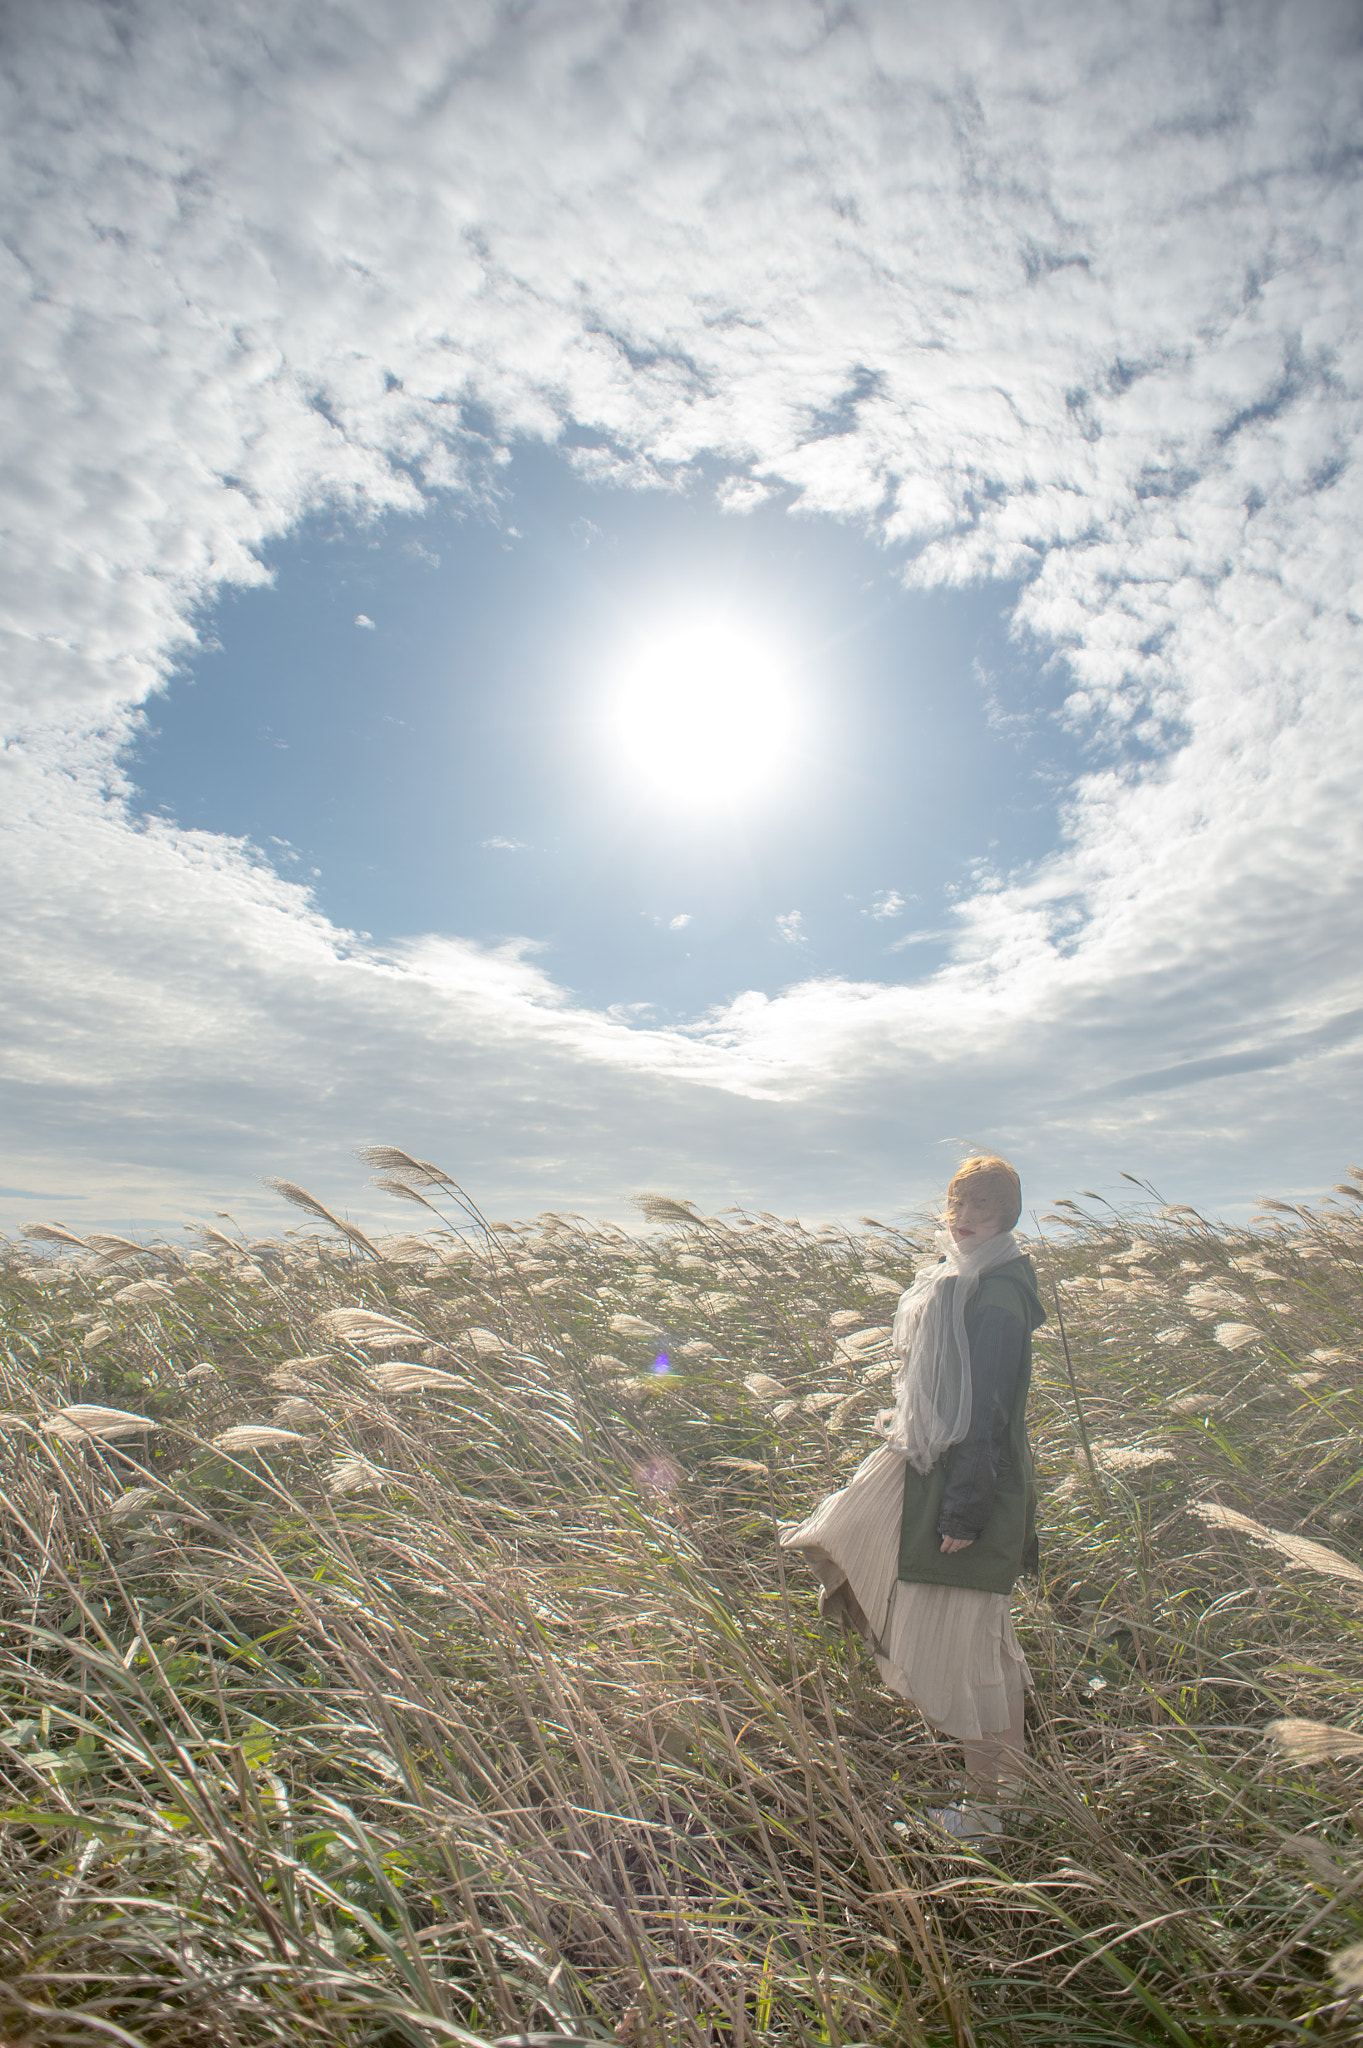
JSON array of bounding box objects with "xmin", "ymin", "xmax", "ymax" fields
[
  {"xmin": 1265, "ymin": 1718, "xmax": 1363, "ymax": 1763},
  {"xmin": 274, "ymin": 1397, "xmax": 325, "ymax": 1430},
  {"xmin": 327, "ymin": 1455, "xmax": 388, "ymax": 1496},
  {"xmin": 261, "ymin": 1178, "xmax": 377, "ymax": 1257},
  {"xmin": 113, "ymin": 1279, "xmax": 175, "ymax": 1304},
  {"xmin": 609, "ymin": 1312, "xmax": 666, "ymax": 1342},
  {"xmin": 1331, "ymin": 1942, "xmax": 1363, "ymax": 1994},
  {"xmin": 316, "ymin": 1307, "xmax": 424, "ymax": 1348},
  {"xmin": 44, "ymin": 1405, "xmax": 155, "ymax": 1440},
  {"xmin": 1089, "ymin": 1440, "xmax": 1176, "ymax": 1472},
  {"xmin": 109, "ymin": 1485, "xmax": 166, "ymax": 1520},
  {"xmin": 367, "ymin": 1362, "xmax": 470, "ymax": 1393},
  {"xmin": 21, "ymin": 1221, "xmax": 88, "ymax": 1248},
  {"xmin": 213, "ymin": 1425, "xmax": 306, "ymax": 1452},
  {"xmin": 631, "ymin": 1192, "xmax": 702, "ymax": 1225},
  {"xmin": 467, "ymin": 1327, "xmax": 506, "ymax": 1355},
  {"xmin": 354, "ymin": 1145, "xmax": 452, "ymax": 1186},
  {"xmin": 1194, "ymin": 1502, "xmax": 1363, "ymax": 1586}
]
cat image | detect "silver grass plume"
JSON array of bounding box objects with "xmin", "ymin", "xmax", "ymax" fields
[
  {"xmin": 21, "ymin": 1222, "xmax": 88, "ymax": 1248},
  {"xmin": 43, "ymin": 1405, "xmax": 156, "ymax": 1441},
  {"xmin": 355, "ymin": 1146, "xmax": 498, "ymax": 1245},
  {"xmin": 213, "ymin": 1425, "xmax": 307, "ymax": 1453},
  {"xmin": 1193, "ymin": 1501, "xmax": 1363, "ymax": 1586},
  {"xmin": 1266, "ymin": 1718, "xmax": 1363, "ymax": 1763},
  {"xmin": 315, "ymin": 1307, "xmax": 425, "ymax": 1348},
  {"xmin": 631, "ymin": 1193, "xmax": 703, "ymax": 1226},
  {"xmin": 261, "ymin": 1178, "xmax": 377, "ymax": 1258},
  {"xmin": 367, "ymin": 1361, "xmax": 469, "ymax": 1393},
  {"xmin": 371, "ymin": 1175, "xmax": 445, "ymax": 1216},
  {"xmin": 1332, "ymin": 1943, "xmax": 1363, "ymax": 1994},
  {"xmin": 355, "ymin": 1146, "xmax": 453, "ymax": 1187}
]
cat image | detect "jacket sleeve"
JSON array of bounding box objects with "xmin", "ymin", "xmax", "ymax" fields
[{"xmin": 936, "ymin": 1304, "xmax": 1025, "ymax": 1542}]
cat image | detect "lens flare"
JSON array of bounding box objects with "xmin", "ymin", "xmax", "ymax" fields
[{"xmin": 633, "ymin": 1452, "xmax": 682, "ymax": 1496}]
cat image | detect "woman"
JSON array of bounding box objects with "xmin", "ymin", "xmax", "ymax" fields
[{"xmin": 781, "ymin": 1153, "xmax": 1045, "ymax": 1844}]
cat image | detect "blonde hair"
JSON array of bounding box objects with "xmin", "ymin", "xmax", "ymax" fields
[{"xmin": 947, "ymin": 1153, "xmax": 1022, "ymax": 1231}]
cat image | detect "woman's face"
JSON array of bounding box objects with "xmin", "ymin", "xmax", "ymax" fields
[{"xmin": 946, "ymin": 1186, "xmax": 1006, "ymax": 1246}]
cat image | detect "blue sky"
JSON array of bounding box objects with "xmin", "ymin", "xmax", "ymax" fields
[
  {"xmin": 2, "ymin": 0, "xmax": 1361, "ymax": 1235},
  {"xmin": 131, "ymin": 447, "xmax": 1072, "ymax": 1021}
]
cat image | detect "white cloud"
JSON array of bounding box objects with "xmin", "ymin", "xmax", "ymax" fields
[
  {"xmin": 354, "ymin": 613, "xmax": 375, "ymax": 629},
  {"xmin": 2, "ymin": 0, "xmax": 1362, "ymax": 1224},
  {"xmin": 775, "ymin": 911, "xmax": 807, "ymax": 945},
  {"xmin": 481, "ymin": 836, "xmax": 528, "ymax": 852},
  {"xmin": 868, "ymin": 890, "xmax": 905, "ymax": 921},
  {"xmin": 717, "ymin": 477, "xmax": 776, "ymax": 514},
  {"xmin": 669, "ymin": 913, "xmax": 692, "ymax": 930}
]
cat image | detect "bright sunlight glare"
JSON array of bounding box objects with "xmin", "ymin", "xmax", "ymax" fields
[{"xmin": 611, "ymin": 621, "xmax": 795, "ymax": 805}]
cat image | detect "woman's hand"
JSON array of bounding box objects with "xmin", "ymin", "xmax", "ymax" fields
[{"xmin": 939, "ymin": 1535, "xmax": 974, "ymax": 1554}]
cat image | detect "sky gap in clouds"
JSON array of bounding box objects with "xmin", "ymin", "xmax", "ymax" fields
[
  {"xmin": 1, "ymin": 0, "xmax": 1361, "ymax": 1232},
  {"xmin": 126, "ymin": 455, "xmax": 1065, "ymax": 1016}
]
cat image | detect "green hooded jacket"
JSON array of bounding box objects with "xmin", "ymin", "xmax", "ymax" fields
[{"xmin": 895, "ymin": 1253, "xmax": 1046, "ymax": 1595}]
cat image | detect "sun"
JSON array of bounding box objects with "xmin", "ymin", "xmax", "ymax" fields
[{"xmin": 611, "ymin": 620, "xmax": 795, "ymax": 804}]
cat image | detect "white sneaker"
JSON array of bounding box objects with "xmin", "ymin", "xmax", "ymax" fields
[{"xmin": 925, "ymin": 1800, "xmax": 1004, "ymax": 1846}]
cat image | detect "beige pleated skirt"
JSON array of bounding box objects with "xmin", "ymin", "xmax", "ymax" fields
[{"xmin": 780, "ymin": 1443, "xmax": 1032, "ymax": 1741}]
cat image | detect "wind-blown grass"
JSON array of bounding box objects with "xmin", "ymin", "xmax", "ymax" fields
[{"xmin": 0, "ymin": 1161, "xmax": 1361, "ymax": 2045}]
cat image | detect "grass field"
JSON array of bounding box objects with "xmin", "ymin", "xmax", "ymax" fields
[{"xmin": 1, "ymin": 1151, "xmax": 1361, "ymax": 2047}]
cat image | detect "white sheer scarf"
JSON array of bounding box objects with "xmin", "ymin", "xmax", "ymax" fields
[{"xmin": 874, "ymin": 1228, "xmax": 1021, "ymax": 1474}]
